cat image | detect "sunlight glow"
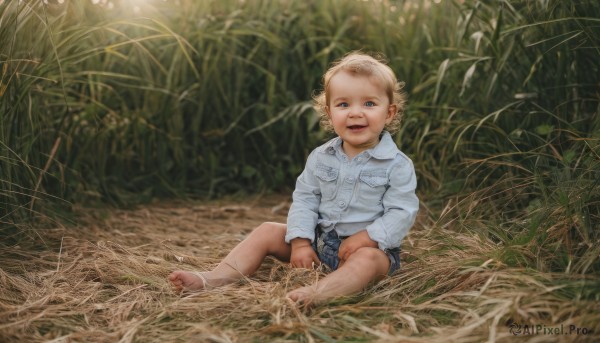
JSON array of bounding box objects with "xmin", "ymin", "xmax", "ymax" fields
[
  {"xmin": 90, "ymin": 0, "xmax": 155, "ymax": 11},
  {"xmin": 128, "ymin": 0, "xmax": 150, "ymax": 14}
]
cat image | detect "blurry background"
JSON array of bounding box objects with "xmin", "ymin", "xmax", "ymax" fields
[{"xmin": 1, "ymin": 0, "xmax": 598, "ymax": 274}]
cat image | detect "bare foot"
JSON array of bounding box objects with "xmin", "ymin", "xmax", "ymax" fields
[
  {"xmin": 286, "ymin": 285, "xmax": 321, "ymax": 308},
  {"xmin": 168, "ymin": 271, "xmax": 209, "ymax": 292}
]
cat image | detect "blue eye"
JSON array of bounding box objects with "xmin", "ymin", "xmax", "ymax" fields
[
  {"xmin": 337, "ymin": 102, "xmax": 349, "ymax": 108},
  {"xmin": 365, "ymin": 101, "xmax": 376, "ymax": 107}
]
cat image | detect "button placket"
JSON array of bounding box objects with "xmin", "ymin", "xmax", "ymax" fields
[{"xmin": 335, "ymin": 161, "xmax": 354, "ymax": 211}]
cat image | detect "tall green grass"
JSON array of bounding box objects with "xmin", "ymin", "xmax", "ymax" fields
[
  {"xmin": 1, "ymin": 0, "xmax": 598, "ymax": 276},
  {"xmin": 414, "ymin": 0, "xmax": 600, "ymax": 275}
]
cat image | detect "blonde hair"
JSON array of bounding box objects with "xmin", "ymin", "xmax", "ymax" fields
[{"xmin": 313, "ymin": 51, "xmax": 407, "ymax": 134}]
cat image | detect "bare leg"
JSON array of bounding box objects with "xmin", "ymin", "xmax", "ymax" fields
[
  {"xmin": 286, "ymin": 247, "xmax": 390, "ymax": 306},
  {"xmin": 169, "ymin": 222, "xmax": 290, "ymax": 292}
]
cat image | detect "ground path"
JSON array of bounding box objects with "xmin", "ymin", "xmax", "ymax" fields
[{"xmin": 1, "ymin": 194, "xmax": 598, "ymax": 342}]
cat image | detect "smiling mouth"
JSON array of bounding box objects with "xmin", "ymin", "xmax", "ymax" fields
[{"xmin": 348, "ymin": 125, "xmax": 367, "ymax": 130}]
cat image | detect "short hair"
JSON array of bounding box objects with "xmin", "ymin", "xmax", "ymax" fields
[{"xmin": 313, "ymin": 51, "xmax": 407, "ymax": 134}]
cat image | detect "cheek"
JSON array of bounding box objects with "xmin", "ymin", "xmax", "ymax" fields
[{"xmin": 329, "ymin": 112, "xmax": 344, "ymax": 124}]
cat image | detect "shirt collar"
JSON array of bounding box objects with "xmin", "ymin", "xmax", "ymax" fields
[{"xmin": 317, "ymin": 131, "xmax": 399, "ymax": 160}]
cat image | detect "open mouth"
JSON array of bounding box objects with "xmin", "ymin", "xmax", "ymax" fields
[{"xmin": 348, "ymin": 125, "xmax": 367, "ymax": 130}]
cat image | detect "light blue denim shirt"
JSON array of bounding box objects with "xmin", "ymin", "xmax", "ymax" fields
[{"xmin": 286, "ymin": 131, "xmax": 419, "ymax": 251}]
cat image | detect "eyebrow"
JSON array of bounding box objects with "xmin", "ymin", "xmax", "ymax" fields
[{"xmin": 331, "ymin": 95, "xmax": 382, "ymax": 103}]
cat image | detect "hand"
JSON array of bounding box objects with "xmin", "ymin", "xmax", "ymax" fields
[
  {"xmin": 290, "ymin": 239, "xmax": 320, "ymax": 269},
  {"xmin": 338, "ymin": 230, "xmax": 378, "ymax": 263}
]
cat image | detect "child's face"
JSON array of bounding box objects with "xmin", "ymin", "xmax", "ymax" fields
[{"xmin": 326, "ymin": 71, "xmax": 396, "ymax": 158}]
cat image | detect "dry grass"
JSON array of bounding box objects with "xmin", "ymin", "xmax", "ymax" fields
[{"xmin": 1, "ymin": 194, "xmax": 598, "ymax": 342}]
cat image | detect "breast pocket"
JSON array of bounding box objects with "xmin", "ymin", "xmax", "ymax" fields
[
  {"xmin": 359, "ymin": 169, "xmax": 388, "ymax": 204},
  {"xmin": 315, "ymin": 163, "xmax": 339, "ymax": 200}
]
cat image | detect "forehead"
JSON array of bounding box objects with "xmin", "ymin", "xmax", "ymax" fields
[{"xmin": 328, "ymin": 71, "xmax": 386, "ymax": 96}]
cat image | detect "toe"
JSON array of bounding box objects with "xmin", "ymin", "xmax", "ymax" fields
[{"xmin": 168, "ymin": 271, "xmax": 182, "ymax": 281}]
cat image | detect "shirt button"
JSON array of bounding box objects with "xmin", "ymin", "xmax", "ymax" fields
[
  {"xmin": 338, "ymin": 201, "xmax": 345, "ymax": 208},
  {"xmin": 346, "ymin": 177, "xmax": 354, "ymax": 183}
]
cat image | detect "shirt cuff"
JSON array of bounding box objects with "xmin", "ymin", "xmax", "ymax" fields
[
  {"xmin": 285, "ymin": 227, "xmax": 315, "ymax": 244},
  {"xmin": 366, "ymin": 221, "xmax": 392, "ymax": 251}
]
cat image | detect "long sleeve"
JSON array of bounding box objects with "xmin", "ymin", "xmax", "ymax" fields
[
  {"xmin": 365, "ymin": 158, "xmax": 418, "ymax": 250},
  {"xmin": 285, "ymin": 151, "xmax": 322, "ymax": 243}
]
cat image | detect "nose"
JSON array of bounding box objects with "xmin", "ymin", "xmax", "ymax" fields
[{"xmin": 348, "ymin": 105, "xmax": 363, "ymax": 117}]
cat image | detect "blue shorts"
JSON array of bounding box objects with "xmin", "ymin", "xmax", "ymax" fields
[{"xmin": 311, "ymin": 228, "xmax": 401, "ymax": 276}]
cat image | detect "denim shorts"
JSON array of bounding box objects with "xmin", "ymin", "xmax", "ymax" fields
[{"xmin": 311, "ymin": 228, "xmax": 401, "ymax": 276}]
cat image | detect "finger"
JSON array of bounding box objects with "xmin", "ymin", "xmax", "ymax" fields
[
  {"xmin": 338, "ymin": 247, "xmax": 346, "ymax": 260},
  {"xmin": 346, "ymin": 247, "xmax": 355, "ymax": 259},
  {"xmin": 340, "ymin": 247, "xmax": 350, "ymax": 261}
]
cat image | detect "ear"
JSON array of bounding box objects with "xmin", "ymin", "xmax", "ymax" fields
[{"xmin": 386, "ymin": 104, "xmax": 397, "ymax": 124}]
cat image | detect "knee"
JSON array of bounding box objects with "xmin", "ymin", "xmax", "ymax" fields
[
  {"xmin": 251, "ymin": 222, "xmax": 286, "ymax": 240},
  {"xmin": 249, "ymin": 222, "xmax": 289, "ymax": 257},
  {"xmin": 348, "ymin": 247, "xmax": 386, "ymax": 264},
  {"xmin": 345, "ymin": 247, "xmax": 390, "ymax": 279}
]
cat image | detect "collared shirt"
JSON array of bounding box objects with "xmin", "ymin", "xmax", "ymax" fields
[{"xmin": 285, "ymin": 131, "xmax": 419, "ymax": 251}]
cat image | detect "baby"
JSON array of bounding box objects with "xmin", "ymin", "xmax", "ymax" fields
[{"xmin": 169, "ymin": 52, "xmax": 419, "ymax": 306}]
